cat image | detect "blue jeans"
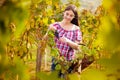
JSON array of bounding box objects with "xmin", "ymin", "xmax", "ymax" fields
[{"xmin": 51, "ymin": 58, "xmax": 57, "ymax": 71}]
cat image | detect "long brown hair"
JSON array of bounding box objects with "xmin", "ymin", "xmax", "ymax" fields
[{"xmin": 64, "ymin": 4, "xmax": 79, "ymax": 26}]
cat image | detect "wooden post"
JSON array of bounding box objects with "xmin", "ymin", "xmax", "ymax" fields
[{"xmin": 36, "ymin": 44, "xmax": 42, "ymax": 80}]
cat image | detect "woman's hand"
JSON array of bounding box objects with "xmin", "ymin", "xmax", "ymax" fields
[
  {"xmin": 49, "ymin": 24, "xmax": 56, "ymax": 31},
  {"xmin": 59, "ymin": 37, "xmax": 68, "ymax": 43},
  {"xmin": 59, "ymin": 37, "xmax": 79, "ymax": 50},
  {"xmin": 42, "ymin": 24, "xmax": 56, "ymax": 40}
]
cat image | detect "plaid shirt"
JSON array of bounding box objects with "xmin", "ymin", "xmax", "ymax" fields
[{"xmin": 53, "ymin": 23, "xmax": 82, "ymax": 60}]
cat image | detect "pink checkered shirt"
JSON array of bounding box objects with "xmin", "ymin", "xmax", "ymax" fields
[{"xmin": 53, "ymin": 23, "xmax": 82, "ymax": 60}]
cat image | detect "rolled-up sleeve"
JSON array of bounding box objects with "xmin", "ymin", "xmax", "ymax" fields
[
  {"xmin": 76, "ymin": 29, "xmax": 82, "ymax": 42},
  {"xmin": 52, "ymin": 22, "xmax": 59, "ymax": 29}
]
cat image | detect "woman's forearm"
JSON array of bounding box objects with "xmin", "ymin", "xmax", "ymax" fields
[
  {"xmin": 66, "ymin": 39, "xmax": 79, "ymax": 50},
  {"xmin": 59, "ymin": 37, "xmax": 79, "ymax": 50}
]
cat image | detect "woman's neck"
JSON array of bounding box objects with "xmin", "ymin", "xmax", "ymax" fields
[
  {"xmin": 59, "ymin": 20, "xmax": 75, "ymax": 31},
  {"xmin": 61, "ymin": 20, "xmax": 71, "ymax": 26}
]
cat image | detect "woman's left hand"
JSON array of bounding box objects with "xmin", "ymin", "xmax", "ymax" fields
[
  {"xmin": 59, "ymin": 37, "xmax": 80, "ymax": 50},
  {"xmin": 59, "ymin": 37, "xmax": 68, "ymax": 43}
]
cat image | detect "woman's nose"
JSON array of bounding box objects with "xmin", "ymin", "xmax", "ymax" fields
[{"xmin": 66, "ymin": 15, "xmax": 71, "ymax": 19}]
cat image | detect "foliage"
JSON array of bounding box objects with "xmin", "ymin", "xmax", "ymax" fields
[
  {"xmin": 80, "ymin": 0, "xmax": 120, "ymax": 80},
  {"xmin": 0, "ymin": 0, "xmax": 30, "ymax": 80},
  {"xmin": 37, "ymin": 71, "xmax": 64, "ymax": 80},
  {"xmin": 0, "ymin": 0, "xmax": 120, "ymax": 80}
]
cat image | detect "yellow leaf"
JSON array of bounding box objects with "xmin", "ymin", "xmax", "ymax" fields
[
  {"xmin": 46, "ymin": 0, "xmax": 52, "ymax": 5},
  {"xmin": 68, "ymin": 73, "xmax": 80, "ymax": 80},
  {"xmin": 43, "ymin": 17, "xmax": 48, "ymax": 25},
  {"xmin": 103, "ymin": 0, "xmax": 113, "ymax": 9},
  {"xmin": 51, "ymin": 19, "xmax": 55, "ymax": 23}
]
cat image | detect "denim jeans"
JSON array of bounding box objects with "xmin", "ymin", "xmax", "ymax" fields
[{"xmin": 51, "ymin": 57, "xmax": 57, "ymax": 71}]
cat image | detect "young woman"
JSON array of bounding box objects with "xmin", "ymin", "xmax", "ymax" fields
[{"xmin": 44, "ymin": 4, "xmax": 82, "ymax": 74}]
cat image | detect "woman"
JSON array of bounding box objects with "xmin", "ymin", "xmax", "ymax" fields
[{"xmin": 44, "ymin": 4, "xmax": 82, "ymax": 74}]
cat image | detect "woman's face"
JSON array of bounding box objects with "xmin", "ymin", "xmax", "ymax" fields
[{"xmin": 63, "ymin": 10, "xmax": 75, "ymax": 22}]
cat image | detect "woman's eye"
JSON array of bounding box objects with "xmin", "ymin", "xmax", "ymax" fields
[
  {"xmin": 65, "ymin": 13, "xmax": 74, "ymax": 18},
  {"xmin": 66, "ymin": 13, "xmax": 69, "ymax": 16},
  {"xmin": 70, "ymin": 15, "xmax": 74, "ymax": 17}
]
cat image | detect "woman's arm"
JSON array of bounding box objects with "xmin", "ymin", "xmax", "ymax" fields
[
  {"xmin": 43, "ymin": 24, "xmax": 56, "ymax": 40},
  {"xmin": 59, "ymin": 37, "xmax": 80, "ymax": 50},
  {"xmin": 59, "ymin": 26, "xmax": 82, "ymax": 50},
  {"xmin": 67, "ymin": 39, "xmax": 79, "ymax": 50}
]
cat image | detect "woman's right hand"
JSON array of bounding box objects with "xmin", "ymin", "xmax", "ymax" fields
[
  {"xmin": 43, "ymin": 24, "xmax": 56, "ymax": 40},
  {"xmin": 49, "ymin": 24, "xmax": 56, "ymax": 31}
]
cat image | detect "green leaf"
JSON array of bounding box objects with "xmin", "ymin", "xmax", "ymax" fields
[
  {"xmin": 51, "ymin": 48, "xmax": 59, "ymax": 57},
  {"xmin": 68, "ymin": 73, "xmax": 80, "ymax": 80},
  {"xmin": 81, "ymin": 69, "xmax": 107, "ymax": 80},
  {"xmin": 37, "ymin": 71, "xmax": 64, "ymax": 80}
]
